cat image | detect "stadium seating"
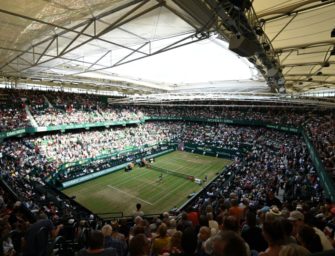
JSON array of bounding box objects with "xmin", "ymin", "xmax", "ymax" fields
[{"xmin": 0, "ymin": 88, "xmax": 334, "ymax": 256}]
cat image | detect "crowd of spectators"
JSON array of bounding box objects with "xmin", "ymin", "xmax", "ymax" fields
[
  {"xmin": 32, "ymin": 108, "xmax": 106, "ymax": 127},
  {"xmin": 0, "ymin": 89, "xmax": 334, "ymax": 255},
  {"xmin": 0, "ymin": 122, "xmax": 292, "ymax": 176},
  {"xmin": 0, "ymin": 89, "xmax": 32, "ymax": 131},
  {"xmin": 0, "ymin": 90, "xmax": 333, "ymax": 181},
  {"xmin": 1, "ymin": 89, "xmax": 333, "ymax": 181},
  {"xmin": 98, "ymin": 106, "xmax": 144, "ymax": 122},
  {"xmin": 305, "ymin": 114, "xmax": 335, "ymax": 180},
  {"xmin": 0, "ymin": 106, "xmax": 29, "ymax": 132}
]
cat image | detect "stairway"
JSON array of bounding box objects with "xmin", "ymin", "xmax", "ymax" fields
[
  {"xmin": 25, "ymin": 105, "xmax": 38, "ymax": 127},
  {"xmin": 43, "ymin": 95, "xmax": 53, "ymax": 108}
]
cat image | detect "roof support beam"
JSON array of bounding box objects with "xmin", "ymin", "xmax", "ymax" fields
[
  {"xmin": 71, "ymin": 32, "xmax": 208, "ymax": 76},
  {"xmin": 0, "ymin": 46, "xmax": 110, "ymax": 71},
  {"xmin": 276, "ymin": 40, "xmax": 335, "ymax": 53},
  {"xmin": 260, "ymin": 0, "xmax": 335, "ymax": 21},
  {"xmin": 35, "ymin": 37, "xmax": 57, "ymax": 65},
  {"xmin": 13, "ymin": 3, "xmax": 161, "ymax": 75},
  {"xmin": 0, "ymin": 0, "xmax": 149, "ymax": 72},
  {"xmin": 97, "ymin": 0, "xmax": 151, "ymax": 36},
  {"xmin": 160, "ymin": 1, "xmax": 198, "ymax": 29},
  {"xmin": 58, "ymin": 2, "xmax": 158, "ymax": 61},
  {"xmin": 1, "ymin": 3, "xmax": 167, "ymax": 76},
  {"xmin": 113, "ymin": 42, "xmax": 149, "ymax": 67},
  {"xmin": 0, "ymin": 0, "xmax": 144, "ymax": 44},
  {"xmin": 58, "ymin": 21, "xmax": 93, "ymax": 56},
  {"xmin": 282, "ymin": 61, "xmax": 335, "ymax": 67},
  {"xmin": 86, "ymin": 50, "xmax": 111, "ymax": 71},
  {"xmin": 286, "ymin": 79, "xmax": 335, "ymax": 85},
  {"xmin": 270, "ymin": 13, "xmax": 297, "ymax": 43},
  {"xmin": 286, "ymin": 73, "xmax": 335, "ymax": 77}
]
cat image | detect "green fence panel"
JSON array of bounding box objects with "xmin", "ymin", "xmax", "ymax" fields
[{"xmin": 301, "ymin": 129, "xmax": 335, "ymax": 201}]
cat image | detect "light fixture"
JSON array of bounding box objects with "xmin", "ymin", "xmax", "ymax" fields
[
  {"xmin": 254, "ymin": 26, "xmax": 263, "ymax": 36},
  {"xmin": 262, "ymin": 42, "xmax": 270, "ymax": 51},
  {"xmin": 331, "ymin": 28, "xmax": 335, "ymax": 38},
  {"xmin": 229, "ymin": 0, "xmax": 252, "ymax": 11},
  {"xmin": 330, "ymin": 46, "xmax": 335, "ymax": 56},
  {"xmin": 248, "ymin": 57, "xmax": 256, "ymax": 63}
]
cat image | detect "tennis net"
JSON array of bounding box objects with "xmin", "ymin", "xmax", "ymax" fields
[{"xmin": 150, "ymin": 165, "xmax": 194, "ymax": 181}]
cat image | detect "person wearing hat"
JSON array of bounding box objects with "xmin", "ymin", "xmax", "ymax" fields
[
  {"xmin": 288, "ymin": 210, "xmax": 333, "ymax": 251},
  {"xmin": 266, "ymin": 206, "xmax": 282, "ymax": 222}
]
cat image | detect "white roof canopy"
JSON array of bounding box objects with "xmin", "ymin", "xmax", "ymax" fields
[{"xmin": 0, "ymin": 0, "xmax": 334, "ymax": 95}]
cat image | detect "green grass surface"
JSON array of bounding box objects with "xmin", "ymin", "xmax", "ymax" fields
[{"xmin": 62, "ymin": 151, "xmax": 231, "ymax": 217}]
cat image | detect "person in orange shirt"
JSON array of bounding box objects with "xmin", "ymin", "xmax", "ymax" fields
[{"xmin": 228, "ymin": 199, "xmax": 245, "ymax": 224}]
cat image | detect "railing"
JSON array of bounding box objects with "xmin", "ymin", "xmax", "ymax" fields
[{"xmin": 301, "ymin": 130, "xmax": 335, "ymax": 201}]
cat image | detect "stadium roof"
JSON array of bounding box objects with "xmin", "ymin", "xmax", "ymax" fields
[{"xmin": 0, "ymin": 0, "xmax": 334, "ymax": 98}]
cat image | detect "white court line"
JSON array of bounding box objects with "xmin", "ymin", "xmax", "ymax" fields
[
  {"xmin": 114, "ymin": 170, "xmax": 150, "ymax": 187},
  {"xmin": 151, "ymin": 178, "xmax": 189, "ymax": 205},
  {"xmin": 107, "ymin": 185, "xmax": 153, "ymax": 205}
]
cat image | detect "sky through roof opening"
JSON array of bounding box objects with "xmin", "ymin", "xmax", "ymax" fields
[{"xmin": 78, "ymin": 36, "xmax": 255, "ymax": 86}]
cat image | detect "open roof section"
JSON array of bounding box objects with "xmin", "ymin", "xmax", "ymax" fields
[{"xmin": 0, "ymin": 0, "xmax": 334, "ymax": 96}]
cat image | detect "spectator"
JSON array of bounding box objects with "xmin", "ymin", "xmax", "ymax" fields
[
  {"xmin": 133, "ymin": 203, "xmax": 144, "ymax": 219},
  {"xmin": 297, "ymin": 224, "xmax": 323, "ymax": 253},
  {"xmin": 177, "ymin": 212, "xmax": 192, "ymax": 231},
  {"xmin": 266, "ymin": 192, "xmax": 282, "ymax": 210},
  {"xmin": 228, "ymin": 199, "xmax": 244, "ymax": 225},
  {"xmin": 129, "ymin": 234, "xmax": 150, "ymax": 256},
  {"xmin": 151, "ymin": 223, "xmax": 170, "ymax": 256},
  {"xmin": 279, "ymin": 244, "xmax": 310, "ymax": 256},
  {"xmin": 288, "ymin": 210, "xmax": 333, "ymax": 251},
  {"xmin": 241, "ymin": 211, "xmax": 267, "ymax": 253},
  {"xmin": 168, "ymin": 230, "xmax": 183, "ymax": 255},
  {"xmin": 101, "ymin": 224, "xmax": 127, "ymax": 256},
  {"xmin": 0, "ymin": 218, "xmax": 15, "ymax": 256},
  {"xmin": 167, "ymin": 219, "xmax": 177, "ymax": 237},
  {"xmin": 259, "ymin": 220, "xmax": 285, "ymax": 256},
  {"xmin": 22, "ymin": 213, "xmax": 63, "ymax": 256},
  {"xmin": 196, "ymin": 226, "xmax": 211, "ymax": 256},
  {"xmin": 207, "ymin": 212, "xmax": 219, "ymax": 235},
  {"xmin": 180, "ymin": 227, "xmax": 198, "ymax": 256},
  {"xmin": 78, "ymin": 230, "xmax": 117, "ymax": 256},
  {"xmin": 211, "ymin": 231, "xmax": 248, "ymax": 256}
]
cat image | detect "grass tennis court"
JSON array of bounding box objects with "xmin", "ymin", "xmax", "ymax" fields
[{"xmin": 62, "ymin": 151, "xmax": 231, "ymax": 217}]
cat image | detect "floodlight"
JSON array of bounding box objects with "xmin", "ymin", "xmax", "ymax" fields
[
  {"xmin": 330, "ymin": 47, "xmax": 335, "ymax": 56},
  {"xmin": 254, "ymin": 26, "xmax": 263, "ymax": 36},
  {"xmin": 331, "ymin": 28, "xmax": 335, "ymax": 38}
]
